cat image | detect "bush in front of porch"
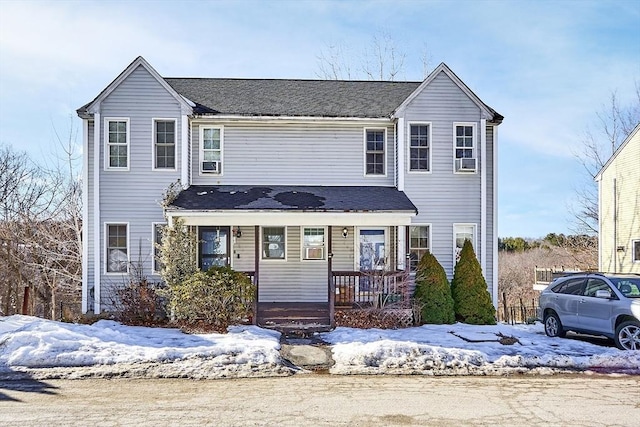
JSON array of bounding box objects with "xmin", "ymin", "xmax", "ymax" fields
[{"xmin": 413, "ymin": 251, "xmax": 455, "ymax": 324}]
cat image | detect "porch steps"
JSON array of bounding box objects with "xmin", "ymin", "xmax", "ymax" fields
[{"xmin": 257, "ymin": 302, "xmax": 332, "ymax": 334}]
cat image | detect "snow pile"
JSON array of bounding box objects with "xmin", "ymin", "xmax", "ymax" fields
[
  {"xmin": 322, "ymin": 323, "xmax": 640, "ymax": 375},
  {"xmin": 0, "ymin": 316, "xmax": 286, "ymax": 379}
]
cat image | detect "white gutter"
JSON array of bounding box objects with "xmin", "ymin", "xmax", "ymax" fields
[
  {"xmin": 191, "ymin": 115, "xmax": 392, "ymax": 124},
  {"xmin": 93, "ymin": 112, "xmax": 101, "ymax": 313},
  {"xmin": 81, "ymin": 119, "xmax": 89, "ymax": 314}
]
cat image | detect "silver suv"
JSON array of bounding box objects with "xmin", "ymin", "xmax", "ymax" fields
[{"xmin": 538, "ymin": 273, "xmax": 640, "ymax": 350}]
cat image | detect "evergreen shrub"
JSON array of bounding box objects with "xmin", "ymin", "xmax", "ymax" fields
[{"xmin": 413, "ymin": 251, "xmax": 455, "ymax": 324}]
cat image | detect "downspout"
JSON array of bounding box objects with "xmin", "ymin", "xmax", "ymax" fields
[
  {"xmin": 613, "ymin": 178, "xmax": 617, "ymax": 273},
  {"xmin": 480, "ymin": 119, "xmax": 487, "ymax": 278},
  {"xmin": 181, "ymin": 112, "xmax": 189, "ymax": 188},
  {"xmin": 93, "ymin": 112, "xmax": 101, "ymax": 313},
  {"xmin": 492, "ymin": 124, "xmax": 499, "ymax": 309},
  {"xmin": 81, "ymin": 119, "xmax": 89, "ymax": 314},
  {"xmin": 397, "ymin": 117, "xmax": 406, "ymax": 270}
]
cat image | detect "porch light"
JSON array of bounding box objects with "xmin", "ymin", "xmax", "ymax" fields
[
  {"xmin": 234, "ymin": 227, "xmax": 242, "ymax": 238},
  {"xmin": 342, "ymin": 227, "xmax": 348, "ymax": 238}
]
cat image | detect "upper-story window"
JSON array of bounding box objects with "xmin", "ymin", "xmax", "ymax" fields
[
  {"xmin": 200, "ymin": 126, "xmax": 223, "ymax": 174},
  {"xmin": 365, "ymin": 129, "xmax": 386, "ymax": 176},
  {"xmin": 409, "ymin": 123, "xmax": 430, "ymax": 172},
  {"xmin": 454, "ymin": 123, "xmax": 477, "ymax": 172},
  {"xmin": 105, "ymin": 118, "xmax": 129, "ymax": 170},
  {"xmin": 154, "ymin": 119, "xmax": 176, "ymax": 170}
]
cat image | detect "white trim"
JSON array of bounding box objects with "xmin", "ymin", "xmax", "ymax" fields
[
  {"xmin": 480, "ymin": 119, "xmax": 487, "ymax": 276},
  {"xmin": 104, "ymin": 222, "xmax": 130, "ymax": 275},
  {"xmin": 407, "ymin": 121, "xmax": 432, "ymax": 174},
  {"xmin": 199, "ymin": 125, "xmax": 224, "ymax": 175},
  {"xmin": 598, "ymin": 175, "xmax": 603, "ymax": 271},
  {"xmin": 104, "ymin": 117, "xmax": 130, "ymax": 171},
  {"xmin": 151, "ymin": 222, "xmax": 167, "ymax": 274},
  {"xmin": 260, "ymin": 226, "xmax": 288, "ymax": 262},
  {"xmin": 82, "ymin": 119, "xmax": 89, "ymax": 314},
  {"xmin": 363, "ymin": 127, "xmax": 388, "ymax": 177},
  {"xmin": 453, "ymin": 223, "xmax": 477, "ymax": 267},
  {"xmin": 452, "ymin": 122, "xmax": 478, "ymax": 175},
  {"xmin": 355, "ymin": 227, "xmax": 389, "ymax": 271},
  {"xmin": 151, "ymin": 118, "xmax": 178, "ymax": 171},
  {"xmin": 397, "ymin": 117, "xmax": 405, "ymax": 191},
  {"xmin": 181, "ymin": 115, "xmax": 189, "ymax": 187},
  {"xmin": 595, "ymin": 122, "xmax": 640, "ymax": 181},
  {"xmin": 300, "ymin": 226, "xmax": 328, "ymax": 261},
  {"xmin": 93, "ymin": 112, "xmax": 101, "ymax": 313},
  {"xmin": 492, "ymin": 125, "xmax": 499, "ymax": 308},
  {"xmin": 632, "ymin": 239, "xmax": 640, "ymax": 263},
  {"xmin": 397, "ymin": 224, "xmax": 405, "ymax": 270},
  {"xmin": 167, "ymin": 210, "xmax": 415, "ymax": 227}
]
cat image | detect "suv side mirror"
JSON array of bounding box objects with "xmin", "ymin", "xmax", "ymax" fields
[{"xmin": 595, "ymin": 289, "xmax": 612, "ymax": 299}]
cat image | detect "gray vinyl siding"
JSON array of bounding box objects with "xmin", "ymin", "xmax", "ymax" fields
[
  {"xmin": 231, "ymin": 226, "xmax": 255, "ymax": 272},
  {"xmin": 190, "ymin": 122, "xmax": 395, "ymax": 186},
  {"xmin": 331, "ymin": 226, "xmax": 355, "ymax": 271},
  {"xmin": 95, "ymin": 65, "xmax": 183, "ymax": 308},
  {"xmin": 401, "ymin": 71, "xmax": 487, "ymax": 282},
  {"xmin": 258, "ymin": 227, "xmax": 328, "ymax": 302}
]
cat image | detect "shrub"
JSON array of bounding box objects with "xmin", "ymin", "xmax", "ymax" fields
[
  {"xmin": 158, "ymin": 218, "xmax": 198, "ymax": 288},
  {"xmin": 451, "ymin": 240, "xmax": 496, "ymax": 325},
  {"xmin": 167, "ymin": 266, "xmax": 255, "ymax": 331},
  {"xmin": 334, "ymin": 308, "xmax": 407, "ymax": 329},
  {"xmin": 413, "ymin": 251, "xmax": 455, "ymax": 324},
  {"xmin": 115, "ymin": 280, "xmax": 167, "ymax": 326}
]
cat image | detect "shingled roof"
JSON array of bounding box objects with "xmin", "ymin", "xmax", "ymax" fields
[
  {"xmin": 164, "ymin": 78, "xmax": 419, "ymax": 117},
  {"xmin": 168, "ymin": 185, "xmax": 418, "ymax": 213}
]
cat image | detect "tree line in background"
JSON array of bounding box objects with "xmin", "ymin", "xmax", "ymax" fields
[{"xmin": 0, "ymin": 130, "xmax": 82, "ymax": 319}]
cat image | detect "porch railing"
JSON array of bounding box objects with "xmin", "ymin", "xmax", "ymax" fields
[{"xmin": 332, "ymin": 270, "xmax": 410, "ymax": 308}]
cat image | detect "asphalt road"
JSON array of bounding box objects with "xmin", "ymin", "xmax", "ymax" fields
[{"xmin": 1, "ymin": 375, "xmax": 638, "ymax": 426}]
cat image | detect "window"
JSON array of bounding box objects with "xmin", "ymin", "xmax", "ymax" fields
[
  {"xmin": 409, "ymin": 225, "xmax": 430, "ymax": 271},
  {"xmin": 262, "ymin": 227, "xmax": 285, "ymax": 260},
  {"xmin": 106, "ymin": 118, "xmax": 129, "ymax": 169},
  {"xmin": 454, "ymin": 224, "xmax": 476, "ymax": 263},
  {"xmin": 154, "ymin": 120, "xmax": 176, "ymax": 169},
  {"xmin": 199, "ymin": 227, "xmax": 230, "ymax": 270},
  {"xmin": 552, "ymin": 278, "xmax": 585, "ymax": 295},
  {"xmin": 365, "ymin": 129, "xmax": 385, "ymax": 175},
  {"xmin": 106, "ymin": 224, "xmax": 128, "ymax": 273},
  {"xmin": 200, "ymin": 126, "xmax": 223, "ymax": 174},
  {"xmin": 454, "ymin": 123, "xmax": 476, "ymax": 172},
  {"xmin": 634, "ymin": 240, "xmax": 640, "ymax": 263},
  {"xmin": 583, "ymin": 278, "xmax": 611, "ymax": 297},
  {"xmin": 153, "ymin": 223, "xmax": 165, "ymax": 273},
  {"xmin": 302, "ymin": 227, "xmax": 325, "ymax": 260},
  {"xmin": 409, "ymin": 124, "xmax": 430, "ymax": 171}
]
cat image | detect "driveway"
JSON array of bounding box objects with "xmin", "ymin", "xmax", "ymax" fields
[{"xmin": 1, "ymin": 375, "xmax": 638, "ymax": 426}]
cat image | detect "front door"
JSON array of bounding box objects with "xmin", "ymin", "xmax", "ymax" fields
[
  {"xmin": 359, "ymin": 229, "xmax": 386, "ymax": 271},
  {"xmin": 199, "ymin": 226, "xmax": 231, "ymax": 270}
]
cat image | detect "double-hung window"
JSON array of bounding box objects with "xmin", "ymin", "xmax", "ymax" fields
[
  {"xmin": 409, "ymin": 123, "xmax": 430, "ymax": 172},
  {"xmin": 200, "ymin": 126, "xmax": 223, "ymax": 174},
  {"xmin": 302, "ymin": 227, "xmax": 325, "ymax": 260},
  {"xmin": 106, "ymin": 224, "xmax": 128, "ymax": 273},
  {"xmin": 454, "ymin": 224, "xmax": 476, "ymax": 264},
  {"xmin": 262, "ymin": 227, "xmax": 286, "ymax": 260},
  {"xmin": 154, "ymin": 119, "xmax": 176, "ymax": 169},
  {"xmin": 365, "ymin": 129, "xmax": 385, "ymax": 176},
  {"xmin": 106, "ymin": 118, "xmax": 129, "ymax": 169},
  {"xmin": 409, "ymin": 225, "xmax": 430, "ymax": 271},
  {"xmin": 454, "ymin": 123, "xmax": 476, "ymax": 172}
]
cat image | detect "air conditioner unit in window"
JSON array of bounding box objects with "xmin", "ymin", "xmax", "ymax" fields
[
  {"xmin": 202, "ymin": 161, "xmax": 220, "ymax": 173},
  {"xmin": 455, "ymin": 158, "xmax": 476, "ymax": 172}
]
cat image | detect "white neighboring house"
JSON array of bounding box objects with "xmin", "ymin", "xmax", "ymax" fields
[
  {"xmin": 595, "ymin": 123, "xmax": 640, "ymax": 274},
  {"xmin": 77, "ymin": 56, "xmax": 503, "ymax": 327}
]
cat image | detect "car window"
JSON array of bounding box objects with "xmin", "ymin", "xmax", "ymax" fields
[
  {"xmin": 552, "ymin": 278, "xmax": 585, "ymax": 295},
  {"xmin": 609, "ymin": 278, "xmax": 640, "ymax": 298},
  {"xmin": 583, "ymin": 278, "xmax": 611, "ymax": 297}
]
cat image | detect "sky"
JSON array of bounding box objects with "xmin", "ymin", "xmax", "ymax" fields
[{"xmin": 0, "ymin": 0, "xmax": 638, "ymax": 238}]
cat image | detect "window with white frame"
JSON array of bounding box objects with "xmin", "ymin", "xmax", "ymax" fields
[
  {"xmin": 154, "ymin": 120, "xmax": 176, "ymax": 169},
  {"xmin": 409, "ymin": 225, "xmax": 430, "ymax": 271},
  {"xmin": 200, "ymin": 126, "xmax": 222, "ymax": 174},
  {"xmin": 365, "ymin": 129, "xmax": 385, "ymax": 175},
  {"xmin": 454, "ymin": 224, "xmax": 476, "ymax": 263},
  {"xmin": 302, "ymin": 227, "xmax": 325, "ymax": 260},
  {"xmin": 106, "ymin": 119, "xmax": 129, "ymax": 169},
  {"xmin": 153, "ymin": 223, "xmax": 165, "ymax": 273},
  {"xmin": 633, "ymin": 240, "xmax": 640, "ymax": 263},
  {"xmin": 454, "ymin": 124, "xmax": 476, "ymax": 172},
  {"xmin": 106, "ymin": 224, "xmax": 128, "ymax": 273},
  {"xmin": 409, "ymin": 124, "xmax": 430, "ymax": 171},
  {"xmin": 262, "ymin": 227, "xmax": 285, "ymax": 259}
]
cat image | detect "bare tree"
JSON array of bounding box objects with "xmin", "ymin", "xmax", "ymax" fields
[{"xmin": 572, "ymin": 84, "xmax": 640, "ymax": 234}]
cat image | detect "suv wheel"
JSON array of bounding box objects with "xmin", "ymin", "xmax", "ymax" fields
[
  {"xmin": 544, "ymin": 312, "xmax": 566, "ymax": 338},
  {"xmin": 614, "ymin": 320, "xmax": 640, "ymax": 350}
]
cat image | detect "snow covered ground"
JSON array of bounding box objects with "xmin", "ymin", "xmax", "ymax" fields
[{"xmin": 1, "ymin": 315, "xmax": 638, "ymax": 379}]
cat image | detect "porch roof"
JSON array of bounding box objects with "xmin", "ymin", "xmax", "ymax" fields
[{"xmin": 169, "ymin": 185, "xmax": 417, "ymax": 212}]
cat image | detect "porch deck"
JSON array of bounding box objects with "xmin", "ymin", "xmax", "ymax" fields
[{"xmin": 257, "ymin": 302, "xmax": 332, "ymax": 333}]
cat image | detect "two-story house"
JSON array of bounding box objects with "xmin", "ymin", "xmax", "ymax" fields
[
  {"xmin": 77, "ymin": 56, "xmax": 503, "ymax": 327},
  {"xmin": 595, "ymin": 123, "xmax": 640, "ymax": 274}
]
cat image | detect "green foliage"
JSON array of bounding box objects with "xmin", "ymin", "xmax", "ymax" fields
[
  {"xmin": 168, "ymin": 266, "xmax": 256, "ymax": 330},
  {"xmin": 158, "ymin": 218, "xmax": 198, "ymax": 287},
  {"xmin": 413, "ymin": 251, "xmax": 455, "ymax": 324},
  {"xmin": 498, "ymin": 237, "xmax": 531, "ymax": 252},
  {"xmin": 451, "ymin": 240, "xmax": 496, "ymax": 325}
]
